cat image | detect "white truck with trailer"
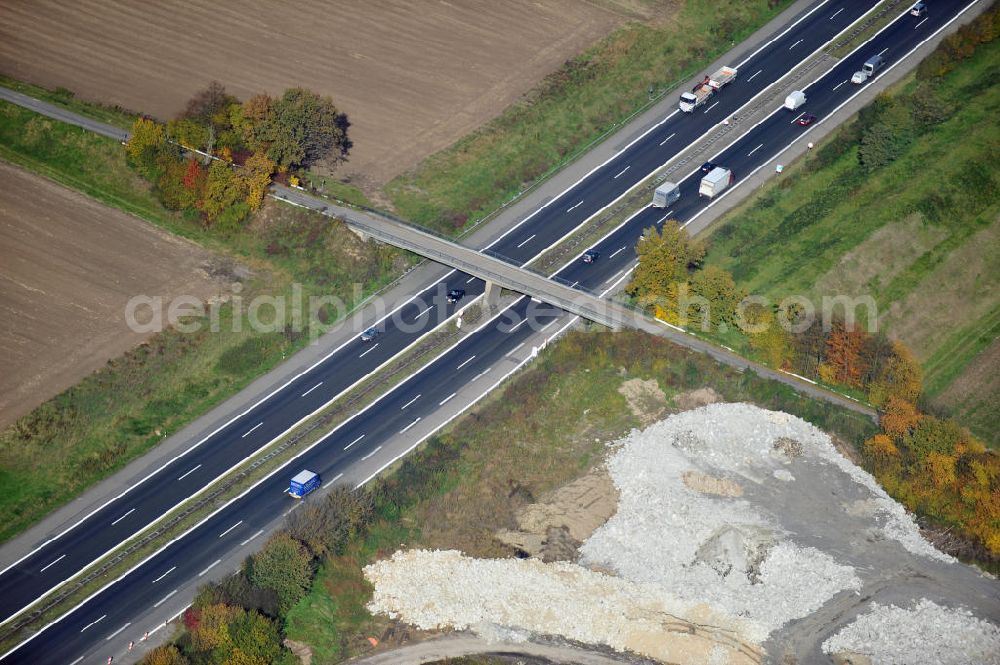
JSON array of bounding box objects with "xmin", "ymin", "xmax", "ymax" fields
[
  {"xmin": 679, "ymin": 66, "xmax": 737, "ymax": 113},
  {"xmin": 699, "ymin": 167, "xmax": 734, "ymax": 199}
]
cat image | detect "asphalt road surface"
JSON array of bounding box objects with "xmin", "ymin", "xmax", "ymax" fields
[
  {"xmin": 1, "ymin": 1, "xmax": 976, "ymax": 662},
  {"xmin": 0, "ymin": 0, "xmax": 876, "ymax": 627}
]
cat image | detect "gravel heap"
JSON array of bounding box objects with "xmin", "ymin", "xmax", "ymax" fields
[
  {"xmin": 580, "ymin": 403, "xmax": 864, "ymax": 643},
  {"xmin": 822, "ymin": 598, "xmax": 1000, "ymax": 664},
  {"xmin": 365, "ymin": 549, "xmax": 759, "ymax": 665}
]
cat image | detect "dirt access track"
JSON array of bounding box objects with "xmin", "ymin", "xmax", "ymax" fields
[
  {"xmin": 0, "ymin": 0, "xmax": 629, "ymax": 188},
  {"xmin": 0, "ymin": 162, "xmax": 226, "ymax": 428}
]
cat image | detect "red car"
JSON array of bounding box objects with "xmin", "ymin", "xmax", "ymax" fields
[{"xmin": 796, "ymin": 113, "xmax": 817, "ymax": 127}]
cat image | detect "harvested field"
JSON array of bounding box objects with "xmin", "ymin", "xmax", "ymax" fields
[
  {"xmin": 0, "ymin": 161, "xmax": 228, "ymax": 428},
  {"xmin": 0, "ymin": 0, "xmax": 627, "ymax": 188}
]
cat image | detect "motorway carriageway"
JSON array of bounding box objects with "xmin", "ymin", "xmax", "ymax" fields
[
  {"xmin": 0, "ymin": 0, "xmax": 877, "ymax": 628},
  {"xmin": 4, "ymin": 2, "xmax": 971, "ymax": 661}
]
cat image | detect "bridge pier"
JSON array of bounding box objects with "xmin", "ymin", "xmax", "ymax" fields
[{"xmin": 483, "ymin": 280, "xmax": 502, "ymax": 311}]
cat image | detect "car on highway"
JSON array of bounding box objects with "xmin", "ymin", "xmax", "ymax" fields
[
  {"xmin": 447, "ymin": 288, "xmax": 465, "ymax": 304},
  {"xmin": 360, "ymin": 327, "xmax": 379, "ymax": 342},
  {"xmin": 851, "ymin": 70, "xmax": 870, "ymax": 84},
  {"xmin": 582, "ymin": 250, "xmax": 600, "ymax": 264},
  {"xmin": 700, "ymin": 161, "xmax": 717, "ymax": 174},
  {"xmin": 796, "ymin": 113, "xmax": 817, "ymax": 126},
  {"xmin": 911, "ymin": 2, "xmax": 927, "ymax": 17}
]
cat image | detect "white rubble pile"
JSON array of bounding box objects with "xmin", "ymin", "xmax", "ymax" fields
[
  {"xmin": 365, "ymin": 549, "xmax": 755, "ymax": 663},
  {"xmin": 580, "ymin": 403, "xmax": 864, "ymax": 642},
  {"xmin": 822, "ymin": 598, "xmax": 1000, "ymax": 664}
]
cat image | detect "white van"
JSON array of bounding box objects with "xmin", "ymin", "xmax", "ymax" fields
[
  {"xmin": 862, "ymin": 54, "xmax": 885, "ymax": 76},
  {"xmin": 784, "ymin": 90, "xmax": 807, "ymax": 111}
]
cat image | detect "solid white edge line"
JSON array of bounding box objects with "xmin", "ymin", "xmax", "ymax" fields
[
  {"xmin": 0, "ymin": 0, "xmax": 858, "ymax": 597},
  {"xmin": 2, "ymin": 265, "xmax": 475, "ymax": 628},
  {"xmin": 520, "ymin": 0, "xmax": 877, "ymax": 271},
  {"xmin": 684, "ymin": 0, "xmax": 977, "ymax": 227},
  {"xmin": 14, "ymin": 294, "xmax": 521, "ymax": 664},
  {"xmin": 4, "ymin": 0, "xmax": 942, "ymax": 654}
]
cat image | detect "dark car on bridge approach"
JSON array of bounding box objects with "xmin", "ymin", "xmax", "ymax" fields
[{"xmin": 447, "ymin": 288, "xmax": 465, "ymax": 304}]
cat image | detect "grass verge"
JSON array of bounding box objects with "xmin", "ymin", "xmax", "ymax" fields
[
  {"xmin": 702, "ymin": 36, "xmax": 1000, "ymax": 444},
  {"xmin": 0, "ymin": 98, "xmax": 412, "ymax": 540},
  {"xmin": 284, "ymin": 330, "xmax": 877, "ymax": 664},
  {"xmin": 383, "ymin": 0, "xmax": 796, "ymax": 235},
  {"xmin": 0, "ymin": 298, "xmax": 490, "ymax": 652}
]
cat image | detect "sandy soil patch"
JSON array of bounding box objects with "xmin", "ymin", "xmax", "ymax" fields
[
  {"xmin": 0, "ymin": 0, "xmax": 627, "ymax": 188},
  {"xmin": 0, "ymin": 162, "xmax": 229, "ymax": 427},
  {"xmin": 882, "ymin": 218, "xmax": 1000, "ymax": 360},
  {"xmin": 496, "ymin": 467, "xmax": 618, "ymax": 561},
  {"xmin": 672, "ymin": 387, "xmax": 723, "ymax": 412},
  {"xmin": 618, "ymin": 378, "xmax": 667, "ymax": 425}
]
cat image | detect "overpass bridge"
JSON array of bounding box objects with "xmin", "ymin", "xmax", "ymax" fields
[{"xmin": 274, "ymin": 184, "xmax": 876, "ymax": 421}]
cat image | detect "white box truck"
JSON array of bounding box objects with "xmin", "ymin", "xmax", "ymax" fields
[
  {"xmin": 679, "ymin": 66, "xmax": 737, "ymax": 112},
  {"xmin": 699, "ymin": 167, "xmax": 733, "ymax": 198},
  {"xmin": 784, "ymin": 90, "xmax": 806, "ymax": 111},
  {"xmin": 652, "ymin": 182, "xmax": 680, "ymax": 208}
]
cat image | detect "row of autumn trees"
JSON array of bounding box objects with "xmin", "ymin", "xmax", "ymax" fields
[
  {"xmin": 627, "ymin": 225, "xmax": 998, "ymax": 560},
  {"xmin": 141, "ymin": 488, "xmax": 376, "ymax": 665},
  {"xmin": 626, "ymin": 222, "xmax": 922, "ymax": 407},
  {"xmin": 126, "ymin": 83, "xmax": 351, "ymax": 233}
]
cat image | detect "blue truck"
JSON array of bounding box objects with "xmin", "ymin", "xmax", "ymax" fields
[{"xmin": 288, "ymin": 470, "xmax": 321, "ymax": 498}]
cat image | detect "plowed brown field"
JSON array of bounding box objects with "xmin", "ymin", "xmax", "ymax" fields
[
  {"xmin": 0, "ymin": 162, "xmax": 227, "ymax": 428},
  {"xmin": 0, "ymin": 0, "xmax": 626, "ymax": 187}
]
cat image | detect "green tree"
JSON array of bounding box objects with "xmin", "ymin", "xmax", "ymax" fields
[
  {"xmin": 286, "ymin": 486, "xmax": 376, "ymax": 556},
  {"xmin": 248, "ymin": 533, "xmax": 313, "ymax": 612},
  {"xmin": 200, "ymin": 161, "xmax": 247, "ymax": 222},
  {"xmin": 905, "ymin": 416, "xmax": 965, "ymax": 460},
  {"xmin": 242, "ymin": 152, "xmax": 276, "ymax": 211},
  {"xmin": 126, "ymin": 117, "xmax": 167, "ymax": 178},
  {"xmin": 227, "ymin": 609, "xmax": 282, "ymax": 665},
  {"xmin": 687, "ymin": 265, "xmax": 745, "ymax": 330},
  {"xmin": 627, "ymin": 222, "xmax": 704, "ymax": 318},
  {"xmin": 167, "ymin": 117, "xmax": 211, "ymax": 151},
  {"xmin": 257, "ymin": 88, "xmax": 352, "ymax": 170},
  {"xmin": 868, "ymin": 340, "xmax": 922, "ymax": 407},
  {"xmin": 140, "ymin": 645, "xmax": 189, "ymax": 665}
]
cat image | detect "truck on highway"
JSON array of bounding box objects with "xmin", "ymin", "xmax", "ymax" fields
[
  {"xmin": 288, "ymin": 470, "xmax": 321, "ymax": 498},
  {"xmin": 652, "ymin": 181, "xmax": 681, "ymax": 208},
  {"xmin": 699, "ymin": 167, "xmax": 734, "ymax": 199},
  {"xmin": 679, "ymin": 66, "xmax": 737, "ymax": 113}
]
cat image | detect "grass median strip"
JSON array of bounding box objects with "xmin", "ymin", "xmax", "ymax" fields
[{"xmin": 0, "ymin": 297, "xmax": 495, "ymax": 653}]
